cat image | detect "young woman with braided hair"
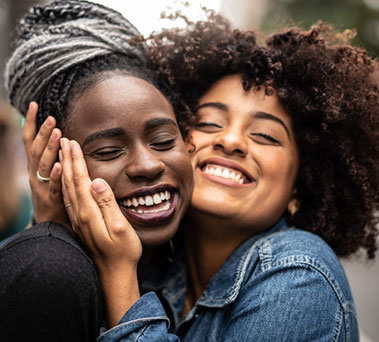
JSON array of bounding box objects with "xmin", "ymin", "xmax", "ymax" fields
[
  {"xmin": 6, "ymin": 4, "xmax": 379, "ymax": 342},
  {"xmin": 0, "ymin": 1, "xmax": 193, "ymax": 341}
]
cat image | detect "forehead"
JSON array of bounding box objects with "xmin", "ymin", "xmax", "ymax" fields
[
  {"xmin": 65, "ymin": 74, "xmax": 175, "ymax": 141},
  {"xmin": 199, "ymin": 74, "xmax": 288, "ymax": 120}
]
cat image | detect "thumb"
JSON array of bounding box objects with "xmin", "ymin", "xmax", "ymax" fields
[{"xmin": 90, "ymin": 178, "xmax": 129, "ymax": 233}]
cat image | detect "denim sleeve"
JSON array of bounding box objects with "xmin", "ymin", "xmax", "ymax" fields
[
  {"xmin": 225, "ymin": 261, "xmax": 357, "ymax": 342},
  {"xmin": 97, "ymin": 292, "xmax": 180, "ymax": 342}
]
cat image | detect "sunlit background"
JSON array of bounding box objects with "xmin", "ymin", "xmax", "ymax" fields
[{"xmin": 0, "ymin": 0, "xmax": 378, "ymax": 340}]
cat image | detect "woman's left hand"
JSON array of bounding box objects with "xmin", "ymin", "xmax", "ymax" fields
[
  {"xmin": 59, "ymin": 138, "xmax": 142, "ymax": 326},
  {"xmin": 59, "ymin": 137, "xmax": 142, "ymax": 269}
]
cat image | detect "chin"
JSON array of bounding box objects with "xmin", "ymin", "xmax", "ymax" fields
[{"xmin": 134, "ymin": 221, "xmax": 179, "ymax": 247}]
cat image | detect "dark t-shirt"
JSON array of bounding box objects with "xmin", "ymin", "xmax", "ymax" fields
[{"xmin": 0, "ymin": 222, "xmax": 103, "ymax": 342}]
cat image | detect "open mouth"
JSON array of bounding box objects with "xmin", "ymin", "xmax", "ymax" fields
[
  {"xmin": 118, "ymin": 188, "xmax": 177, "ymax": 225},
  {"xmin": 200, "ymin": 163, "xmax": 253, "ymax": 185}
]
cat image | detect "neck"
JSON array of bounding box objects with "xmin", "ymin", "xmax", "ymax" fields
[{"xmin": 181, "ymin": 210, "xmax": 252, "ymax": 305}]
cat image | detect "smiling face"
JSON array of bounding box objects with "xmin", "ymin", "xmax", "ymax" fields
[
  {"xmin": 189, "ymin": 74, "xmax": 299, "ymax": 234},
  {"xmin": 63, "ymin": 74, "xmax": 193, "ymax": 246}
]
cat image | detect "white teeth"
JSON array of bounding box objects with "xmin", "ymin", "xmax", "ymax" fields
[
  {"xmin": 129, "ymin": 201, "xmax": 170, "ymax": 213},
  {"xmin": 204, "ymin": 165, "xmax": 246, "ymax": 184},
  {"xmin": 221, "ymin": 169, "xmax": 230, "ymax": 179},
  {"xmin": 153, "ymin": 193, "xmax": 162, "ymax": 204},
  {"xmin": 145, "ymin": 195, "xmax": 154, "ymax": 206},
  {"xmin": 206, "ymin": 167, "xmax": 215, "ymax": 175},
  {"xmin": 121, "ymin": 190, "xmax": 172, "ymax": 209},
  {"xmin": 215, "ymin": 167, "xmax": 222, "ymax": 176}
]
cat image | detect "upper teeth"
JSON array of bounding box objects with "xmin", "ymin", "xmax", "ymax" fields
[
  {"xmin": 204, "ymin": 166, "xmax": 245, "ymax": 184},
  {"xmin": 121, "ymin": 190, "xmax": 171, "ymax": 208}
]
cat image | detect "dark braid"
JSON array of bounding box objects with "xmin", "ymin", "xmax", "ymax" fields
[{"xmin": 5, "ymin": 0, "xmax": 146, "ymax": 117}]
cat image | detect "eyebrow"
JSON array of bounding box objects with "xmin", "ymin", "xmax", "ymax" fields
[
  {"xmin": 196, "ymin": 101, "xmax": 290, "ymax": 138},
  {"xmin": 82, "ymin": 127, "xmax": 125, "ymax": 147},
  {"xmin": 195, "ymin": 102, "xmax": 229, "ymax": 112},
  {"xmin": 253, "ymin": 111, "xmax": 290, "ymax": 138},
  {"xmin": 144, "ymin": 117, "xmax": 178, "ymax": 130},
  {"xmin": 82, "ymin": 118, "xmax": 178, "ymax": 147}
]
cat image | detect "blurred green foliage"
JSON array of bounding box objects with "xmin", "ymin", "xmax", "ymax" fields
[{"xmin": 259, "ymin": 0, "xmax": 379, "ymax": 57}]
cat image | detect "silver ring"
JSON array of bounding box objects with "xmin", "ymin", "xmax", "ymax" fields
[
  {"xmin": 65, "ymin": 203, "xmax": 72, "ymax": 209},
  {"xmin": 36, "ymin": 170, "xmax": 50, "ymax": 183}
]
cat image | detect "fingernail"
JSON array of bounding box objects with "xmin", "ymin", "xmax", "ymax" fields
[
  {"xmin": 45, "ymin": 117, "xmax": 53, "ymax": 128},
  {"xmin": 59, "ymin": 150, "xmax": 63, "ymax": 161},
  {"xmin": 60, "ymin": 138, "xmax": 66, "ymax": 148},
  {"xmin": 92, "ymin": 179, "xmax": 106, "ymax": 193}
]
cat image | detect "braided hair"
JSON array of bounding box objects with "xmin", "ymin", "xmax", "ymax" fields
[{"xmin": 5, "ymin": 0, "xmax": 179, "ymax": 133}]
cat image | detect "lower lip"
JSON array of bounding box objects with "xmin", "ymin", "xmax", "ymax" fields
[
  {"xmin": 197, "ymin": 168, "xmax": 253, "ymax": 188},
  {"xmin": 119, "ymin": 192, "xmax": 178, "ymax": 225}
]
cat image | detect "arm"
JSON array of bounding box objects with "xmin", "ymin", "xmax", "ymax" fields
[{"xmin": 22, "ymin": 102, "xmax": 68, "ymax": 226}]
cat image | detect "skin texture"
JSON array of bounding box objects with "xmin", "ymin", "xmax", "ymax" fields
[
  {"xmin": 181, "ymin": 74, "xmax": 299, "ymax": 310},
  {"xmin": 189, "ymin": 74, "xmax": 299, "ymax": 236},
  {"xmin": 63, "ymin": 74, "xmax": 193, "ymax": 246}
]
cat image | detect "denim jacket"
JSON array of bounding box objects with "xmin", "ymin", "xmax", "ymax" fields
[{"xmin": 98, "ymin": 219, "xmax": 358, "ymax": 342}]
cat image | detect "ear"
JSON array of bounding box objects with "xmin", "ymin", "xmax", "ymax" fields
[
  {"xmin": 185, "ymin": 134, "xmax": 195, "ymax": 153},
  {"xmin": 287, "ymin": 199, "xmax": 299, "ymax": 216},
  {"xmin": 287, "ymin": 189, "xmax": 299, "ymax": 216}
]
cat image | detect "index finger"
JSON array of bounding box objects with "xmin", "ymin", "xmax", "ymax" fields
[{"xmin": 22, "ymin": 101, "xmax": 38, "ymax": 151}]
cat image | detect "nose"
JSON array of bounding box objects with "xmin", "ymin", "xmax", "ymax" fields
[
  {"xmin": 213, "ymin": 126, "xmax": 248, "ymax": 157},
  {"xmin": 125, "ymin": 144, "xmax": 165, "ymax": 180}
]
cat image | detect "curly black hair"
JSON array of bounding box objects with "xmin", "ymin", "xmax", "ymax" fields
[{"xmin": 148, "ymin": 14, "xmax": 379, "ymax": 258}]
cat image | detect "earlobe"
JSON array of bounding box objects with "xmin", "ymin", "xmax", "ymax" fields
[{"xmin": 287, "ymin": 198, "xmax": 300, "ymax": 216}]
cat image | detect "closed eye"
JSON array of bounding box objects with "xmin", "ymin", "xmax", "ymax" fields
[
  {"xmin": 89, "ymin": 147, "xmax": 124, "ymax": 161},
  {"xmin": 195, "ymin": 122, "xmax": 223, "ymax": 132},
  {"xmin": 250, "ymin": 133, "xmax": 280, "ymax": 145},
  {"xmin": 150, "ymin": 136, "xmax": 177, "ymax": 150}
]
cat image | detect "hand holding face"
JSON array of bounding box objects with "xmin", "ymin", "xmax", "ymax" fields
[
  {"xmin": 60, "ymin": 138, "xmax": 142, "ymax": 326},
  {"xmin": 59, "ymin": 138, "xmax": 143, "ymax": 270},
  {"xmin": 23, "ymin": 102, "xmax": 68, "ymax": 226}
]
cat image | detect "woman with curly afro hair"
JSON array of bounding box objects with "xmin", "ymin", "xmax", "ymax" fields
[{"xmin": 23, "ymin": 11, "xmax": 378, "ymax": 342}]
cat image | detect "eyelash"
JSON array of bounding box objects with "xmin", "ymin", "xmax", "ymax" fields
[
  {"xmin": 150, "ymin": 137, "xmax": 177, "ymax": 150},
  {"xmin": 196, "ymin": 122, "xmax": 222, "ymax": 128},
  {"xmin": 197, "ymin": 122, "xmax": 281, "ymax": 145},
  {"xmin": 250, "ymin": 133, "xmax": 280, "ymax": 144},
  {"xmin": 91, "ymin": 147, "xmax": 123, "ymax": 161}
]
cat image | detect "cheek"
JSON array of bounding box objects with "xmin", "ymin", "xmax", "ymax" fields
[
  {"xmin": 189, "ymin": 130, "xmax": 212, "ymax": 151},
  {"xmin": 262, "ymin": 152, "xmax": 298, "ymax": 191},
  {"xmin": 85, "ymin": 160, "xmax": 122, "ymax": 188},
  {"xmin": 168, "ymin": 147, "xmax": 193, "ymax": 182}
]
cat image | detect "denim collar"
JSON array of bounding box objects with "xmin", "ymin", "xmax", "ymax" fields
[{"xmin": 141, "ymin": 218, "xmax": 288, "ymax": 309}]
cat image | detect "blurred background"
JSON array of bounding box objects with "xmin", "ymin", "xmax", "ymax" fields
[{"xmin": 0, "ymin": 0, "xmax": 378, "ymax": 340}]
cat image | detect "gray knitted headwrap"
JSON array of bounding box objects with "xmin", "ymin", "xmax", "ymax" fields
[{"xmin": 5, "ymin": 0, "xmax": 147, "ymax": 115}]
